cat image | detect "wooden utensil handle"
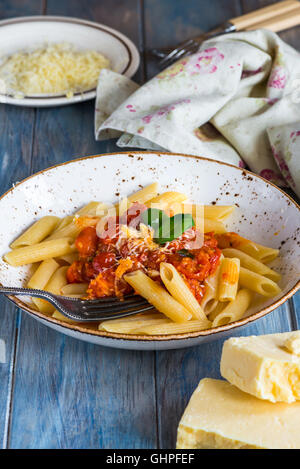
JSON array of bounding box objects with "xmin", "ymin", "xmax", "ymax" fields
[
  {"xmin": 230, "ymin": 0, "xmax": 299, "ymax": 30},
  {"xmin": 245, "ymin": 6, "xmax": 300, "ymax": 32}
]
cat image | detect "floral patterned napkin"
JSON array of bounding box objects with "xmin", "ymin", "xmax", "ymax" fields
[
  {"xmin": 267, "ymin": 123, "xmax": 300, "ymax": 197},
  {"xmin": 95, "ymin": 30, "xmax": 300, "ymax": 196}
]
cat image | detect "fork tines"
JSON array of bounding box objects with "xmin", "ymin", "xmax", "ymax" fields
[
  {"xmin": 79, "ymin": 295, "xmax": 153, "ymax": 314},
  {"xmin": 159, "ymin": 38, "xmax": 199, "ymax": 68}
]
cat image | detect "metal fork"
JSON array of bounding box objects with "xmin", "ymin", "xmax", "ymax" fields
[
  {"xmin": 157, "ymin": 22, "xmax": 235, "ymax": 69},
  {"xmin": 156, "ymin": 1, "xmax": 300, "ymax": 68},
  {"xmin": 0, "ymin": 286, "xmax": 153, "ymax": 322}
]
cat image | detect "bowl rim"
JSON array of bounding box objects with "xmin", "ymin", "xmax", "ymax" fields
[
  {"xmin": 1, "ymin": 150, "xmax": 299, "ymax": 342},
  {"xmin": 0, "ymin": 15, "xmax": 138, "ymax": 100}
]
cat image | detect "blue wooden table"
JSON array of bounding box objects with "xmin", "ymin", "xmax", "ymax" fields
[{"xmin": 0, "ymin": 0, "xmax": 299, "ymax": 450}]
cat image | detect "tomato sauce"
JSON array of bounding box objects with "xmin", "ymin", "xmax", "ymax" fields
[{"xmin": 66, "ymin": 204, "xmax": 222, "ymax": 303}]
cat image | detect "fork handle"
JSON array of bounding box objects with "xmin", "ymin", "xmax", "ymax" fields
[
  {"xmin": 0, "ymin": 285, "xmax": 61, "ymax": 309},
  {"xmin": 245, "ymin": 6, "xmax": 300, "ymax": 32},
  {"xmin": 230, "ymin": 0, "xmax": 299, "ymax": 30},
  {"xmin": 0, "ymin": 285, "xmax": 48, "ymax": 298}
]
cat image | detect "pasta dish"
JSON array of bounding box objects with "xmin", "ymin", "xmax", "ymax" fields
[{"xmin": 3, "ymin": 183, "xmax": 282, "ymax": 335}]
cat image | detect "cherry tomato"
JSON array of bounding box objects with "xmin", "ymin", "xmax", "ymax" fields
[
  {"xmin": 75, "ymin": 227, "xmax": 98, "ymax": 257},
  {"xmin": 92, "ymin": 252, "xmax": 117, "ymax": 273},
  {"xmin": 66, "ymin": 261, "xmax": 84, "ymax": 283}
]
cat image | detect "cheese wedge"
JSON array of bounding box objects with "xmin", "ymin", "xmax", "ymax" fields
[
  {"xmin": 220, "ymin": 332, "xmax": 300, "ymax": 403},
  {"xmin": 176, "ymin": 378, "xmax": 300, "ymax": 449}
]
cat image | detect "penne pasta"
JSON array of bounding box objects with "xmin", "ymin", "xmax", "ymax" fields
[
  {"xmin": 46, "ymin": 222, "xmax": 81, "ymax": 241},
  {"xmin": 47, "ymin": 266, "xmax": 71, "ymax": 293},
  {"xmin": 202, "ymin": 296, "xmax": 218, "ymax": 315},
  {"xmin": 239, "ymin": 267, "xmax": 281, "ymax": 297},
  {"xmin": 74, "ymin": 216, "xmax": 99, "ymax": 229},
  {"xmin": 56, "ymin": 252, "xmax": 78, "ymax": 265},
  {"xmin": 207, "ymin": 302, "xmax": 228, "ymax": 322},
  {"xmin": 60, "ymin": 283, "xmax": 89, "ymax": 296},
  {"xmin": 116, "ymin": 182, "xmax": 159, "ymax": 215},
  {"xmin": 194, "ymin": 217, "xmax": 226, "ymax": 234},
  {"xmin": 203, "ymin": 205, "xmax": 235, "ymax": 221},
  {"xmin": 238, "ymin": 241, "xmax": 279, "ymax": 264},
  {"xmin": 132, "ymin": 319, "xmax": 211, "ymax": 335},
  {"xmin": 219, "ymin": 233, "xmax": 279, "ymax": 264},
  {"xmin": 76, "ymin": 201, "xmax": 101, "ymax": 217},
  {"xmin": 4, "ymin": 238, "xmax": 75, "ymax": 266},
  {"xmin": 218, "ymin": 257, "xmax": 240, "ymax": 302},
  {"xmin": 10, "ymin": 216, "xmax": 60, "ymax": 249},
  {"xmin": 124, "ymin": 270, "xmax": 192, "ymax": 323},
  {"xmin": 171, "ymin": 203, "xmax": 235, "ymax": 221},
  {"xmin": 160, "ymin": 262, "xmax": 210, "ymax": 325},
  {"xmin": 33, "ymin": 266, "xmax": 69, "ymax": 314},
  {"xmin": 27, "ymin": 258, "xmax": 59, "ymax": 290},
  {"xmin": 129, "ymin": 182, "xmax": 159, "ymax": 203},
  {"xmin": 26, "ymin": 262, "xmax": 40, "ymax": 280},
  {"xmin": 52, "ymin": 215, "xmax": 73, "ymax": 234},
  {"xmin": 146, "ymin": 191, "xmax": 188, "ymax": 211},
  {"xmin": 99, "ymin": 315, "xmax": 170, "ymax": 334},
  {"xmin": 98, "ymin": 312, "xmax": 162, "ymax": 331},
  {"xmin": 169, "ymin": 203, "xmax": 204, "ymax": 219},
  {"xmin": 222, "ymin": 248, "xmax": 281, "ymax": 282},
  {"xmin": 48, "ymin": 202, "xmax": 103, "ymax": 241},
  {"xmin": 95, "ymin": 202, "xmax": 110, "ymax": 218},
  {"xmin": 52, "ymin": 310, "xmax": 80, "ymax": 324},
  {"xmin": 212, "ymin": 289, "xmax": 252, "ymax": 328},
  {"xmin": 201, "ymin": 256, "xmax": 223, "ymax": 314}
]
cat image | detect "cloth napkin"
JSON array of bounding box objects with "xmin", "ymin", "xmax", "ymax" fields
[{"xmin": 95, "ymin": 29, "xmax": 300, "ymax": 197}]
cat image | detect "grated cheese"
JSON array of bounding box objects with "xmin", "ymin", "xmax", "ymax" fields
[{"xmin": 0, "ymin": 42, "xmax": 111, "ymax": 97}]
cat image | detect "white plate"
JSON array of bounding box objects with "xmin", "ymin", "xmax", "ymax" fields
[
  {"xmin": 0, "ymin": 151, "xmax": 299, "ymax": 350},
  {"xmin": 0, "ymin": 16, "xmax": 140, "ymax": 107}
]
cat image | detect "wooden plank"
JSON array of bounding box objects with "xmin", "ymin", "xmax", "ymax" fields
[
  {"xmin": 0, "ymin": 0, "xmax": 43, "ymax": 18},
  {"xmin": 8, "ymin": 0, "xmax": 157, "ymax": 450},
  {"xmin": 10, "ymin": 316, "xmax": 157, "ymax": 449},
  {"xmin": 0, "ymin": 107, "xmax": 35, "ymax": 193},
  {"xmin": 292, "ymin": 292, "xmax": 300, "ymax": 329},
  {"xmin": 144, "ymin": 0, "xmax": 242, "ymax": 48},
  {"xmin": 0, "ymin": 298, "xmax": 18, "ymax": 449},
  {"xmin": 0, "ymin": 0, "xmax": 44, "ymax": 450}
]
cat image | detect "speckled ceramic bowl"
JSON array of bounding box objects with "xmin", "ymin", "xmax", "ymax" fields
[{"xmin": 0, "ymin": 152, "xmax": 299, "ymax": 350}]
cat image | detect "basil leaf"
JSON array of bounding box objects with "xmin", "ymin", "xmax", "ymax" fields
[
  {"xmin": 172, "ymin": 213, "xmax": 195, "ymax": 239},
  {"xmin": 141, "ymin": 208, "xmax": 169, "ymax": 234},
  {"xmin": 141, "ymin": 208, "xmax": 195, "ymax": 244},
  {"xmin": 177, "ymin": 249, "xmax": 194, "ymax": 259}
]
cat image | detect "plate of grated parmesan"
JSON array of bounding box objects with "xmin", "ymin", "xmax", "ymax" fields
[{"xmin": 0, "ymin": 16, "xmax": 140, "ymax": 107}]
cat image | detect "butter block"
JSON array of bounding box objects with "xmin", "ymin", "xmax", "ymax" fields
[
  {"xmin": 220, "ymin": 332, "xmax": 300, "ymax": 403},
  {"xmin": 176, "ymin": 378, "xmax": 300, "ymax": 449}
]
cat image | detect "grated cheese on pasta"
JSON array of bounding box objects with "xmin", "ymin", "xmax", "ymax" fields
[{"xmin": 0, "ymin": 42, "xmax": 111, "ymax": 98}]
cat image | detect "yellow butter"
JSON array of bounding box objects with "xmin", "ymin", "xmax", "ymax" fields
[
  {"xmin": 176, "ymin": 378, "xmax": 300, "ymax": 449},
  {"xmin": 220, "ymin": 332, "xmax": 300, "ymax": 403}
]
